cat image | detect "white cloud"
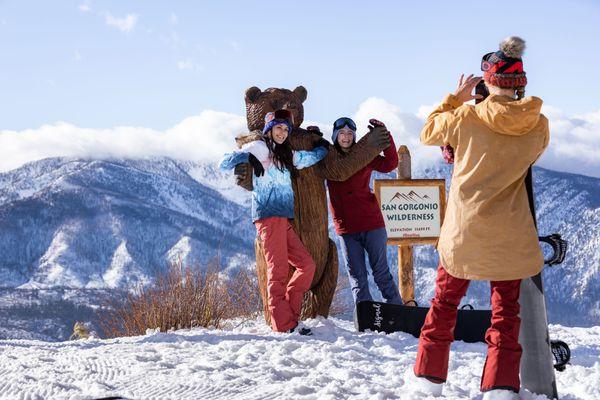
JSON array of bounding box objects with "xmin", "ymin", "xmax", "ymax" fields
[
  {"xmin": 73, "ymin": 51, "xmax": 82, "ymax": 62},
  {"xmin": 0, "ymin": 111, "xmax": 246, "ymax": 173},
  {"xmin": 78, "ymin": 1, "xmax": 91, "ymax": 12},
  {"xmin": 0, "ymin": 100, "xmax": 597, "ymax": 178},
  {"xmin": 169, "ymin": 12, "xmax": 178, "ymax": 25},
  {"xmin": 539, "ymin": 106, "xmax": 600, "ymax": 177},
  {"xmin": 352, "ymin": 97, "xmax": 600, "ymax": 178},
  {"xmin": 352, "ymin": 97, "xmax": 442, "ymax": 172},
  {"xmin": 103, "ymin": 12, "xmax": 138, "ymax": 33},
  {"xmin": 416, "ymin": 103, "xmax": 436, "ymax": 120}
]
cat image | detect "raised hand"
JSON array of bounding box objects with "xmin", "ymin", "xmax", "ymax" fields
[
  {"xmin": 367, "ymin": 125, "xmax": 391, "ymax": 151},
  {"xmin": 234, "ymin": 163, "xmax": 253, "ymax": 191},
  {"xmin": 368, "ymin": 118, "xmax": 386, "ymax": 129},
  {"xmin": 454, "ymin": 74, "xmax": 484, "ymax": 103}
]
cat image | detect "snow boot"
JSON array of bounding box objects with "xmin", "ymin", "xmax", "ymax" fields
[
  {"xmin": 404, "ymin": 369, "xmax": 443, "ymax": 396},
  {"xmin": 288, "ymin": 324, "xmax": 312, "ymax": 336},
  {"xmin": 413, "ymin": 376, "xmax": 443, "ymax": 396},
  {"xmin": 482, "ymin": 389, "xmax": 519, "ymax": 400}
]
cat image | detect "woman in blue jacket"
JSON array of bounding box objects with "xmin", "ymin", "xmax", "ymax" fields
[{"xmin": 220, "ymin": 110, "xmax": 328, "ymax": 335}]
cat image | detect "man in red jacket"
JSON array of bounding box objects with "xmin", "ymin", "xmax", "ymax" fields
[{"xmin": 327, "ymin": 117, "xmax": 402, "ymax": 306}]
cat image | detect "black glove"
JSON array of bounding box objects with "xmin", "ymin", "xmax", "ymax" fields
[
  {"xmin": 247, "ymin": 154, "xmax": 265, "ymax": 177},
  {"xmin": 367, "ymin": 125, "xmax": 391, "ymax": 151},
  {"xmin": 313, "ymin": 138, "xmax": 330, "ymax": 150},
  {"xmin": 234, "ymin": 163, "xmax": 253, "ymax": 191}
]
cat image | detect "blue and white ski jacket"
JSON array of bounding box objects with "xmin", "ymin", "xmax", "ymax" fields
[{"xmin": 219, "ymin": 140, "xmax": 327, "ymax": 222}]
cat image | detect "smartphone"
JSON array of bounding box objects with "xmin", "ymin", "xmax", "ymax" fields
[{"xmin": 475, "ymin": 80, "xmax": 489, "ymax": 105}]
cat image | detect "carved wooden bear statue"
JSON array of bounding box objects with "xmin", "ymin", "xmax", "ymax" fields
[{"xmin": 236, "ymin": 85, "xmax": 390, "ymax": 322}]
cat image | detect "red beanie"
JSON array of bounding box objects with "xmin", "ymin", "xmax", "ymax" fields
[{"xmin": 481, "ymin": 36, "xmax": 527, "ymax": 88}]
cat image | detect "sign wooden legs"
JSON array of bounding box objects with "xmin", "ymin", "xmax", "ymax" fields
[
  {"xmin": 375, "ymin": 145, "xmax": 445, "ymax": 307},
  {"xmin": 398, "ymin": 244, "xmax": 415, "ymax": 305},
  {"xmin": 397, "ymin": 145, "xmax": 415, "ymax": 306}
]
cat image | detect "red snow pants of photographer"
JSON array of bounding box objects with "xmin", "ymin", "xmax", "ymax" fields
[
  {"xmin": 414, "ymin": 263, "xmax": 522, "ymax": 393},
  {"xmin": 255, "ymin": 217, "xmax": 316, "ymax": 333}
]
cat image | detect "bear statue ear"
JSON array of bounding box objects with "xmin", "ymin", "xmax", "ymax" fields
[
  {"xmin": 245, "ymin": 86, "xmax": 262, "ymax": 103},
  {"xmin": 293, "ymin": 86, "xmax": 307, "ymax": 103}
]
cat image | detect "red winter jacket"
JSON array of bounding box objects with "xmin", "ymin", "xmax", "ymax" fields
[{"xmin": 327, "ymin": 136, "xmax": 398, "ymax": 235}]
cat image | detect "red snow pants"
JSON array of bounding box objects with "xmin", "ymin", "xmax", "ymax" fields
[
  {"xmin": 255, "ymin": 217, "xmax": 316, "ymax": 332},
  {"xmin": 414, "ymin": 263, "xmax": 522, "ymax": 393}
]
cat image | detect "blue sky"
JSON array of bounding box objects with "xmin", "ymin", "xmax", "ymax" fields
[
  {"xmin": 0, "ymin": 1, "xmax": 598, "ymax": 178},
  {"xmin": 1, "ymin": 0, "xmax": 599, "ymax": 130}
]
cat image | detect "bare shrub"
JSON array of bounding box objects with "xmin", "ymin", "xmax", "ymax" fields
[{"xmin": 99, "ymin": 262, "xmax": 261, "ymax": 338}]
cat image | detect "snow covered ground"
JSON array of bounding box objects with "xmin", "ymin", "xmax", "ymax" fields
[{"xmin": 0, "ymin": 317, "xmax": 598, "ymax": 400}]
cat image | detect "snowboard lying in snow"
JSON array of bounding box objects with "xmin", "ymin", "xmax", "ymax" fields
[
  {"xmin": 356, "ymin": 300, "xmax": 490, "ymax": 343},
  {"xmin": 356, "ymin": 232, "xmax": 567, "ymax": 344}
]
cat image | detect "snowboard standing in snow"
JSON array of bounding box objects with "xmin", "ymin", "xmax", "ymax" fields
[
  {"xmin": 475, "ymin": 64, "xmax": 566, "ymax": 399},
  {"xmin": 518, "ymin": 168, "xmax": 559, "ymax": 399}
]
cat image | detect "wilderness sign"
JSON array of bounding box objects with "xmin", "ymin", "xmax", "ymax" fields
[{"xmin": 373, "ymin": 179, "xmax": 446, "ymax": 245}]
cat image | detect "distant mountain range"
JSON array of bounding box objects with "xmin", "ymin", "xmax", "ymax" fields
[
  {"xmin": 0, "ymin": 157, "xmax": 597, "ymax": 327},
  {"xmin": 0, "ymin": 158, "xmax": 254, "ymax": 289}
]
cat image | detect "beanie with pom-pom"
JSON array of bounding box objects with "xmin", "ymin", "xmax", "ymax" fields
[{"xmin": 481, "ymin": 36, "xmax": 527, "ymax": 88}]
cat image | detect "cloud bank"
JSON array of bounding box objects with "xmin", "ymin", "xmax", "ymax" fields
[
  {"xmin": 0, "ymin": 111, "xmax": 246, "ymax": 173},
  {"xmin": 538, "ymin": 106, "xmax": 600, "ymax": 177},
  {"xmin": 0, "ymin": 101, "xmax": 598, "ymax": 178}
]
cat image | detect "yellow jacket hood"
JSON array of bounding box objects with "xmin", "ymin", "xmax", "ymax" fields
[{"xmin": 474, "ymin": 94, "xmax": 543, "ymax": 136}]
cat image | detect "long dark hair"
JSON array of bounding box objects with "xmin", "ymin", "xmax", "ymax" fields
[{"xmin": 264, "ymin": 134, "xmax": 298, "ymax": 178}]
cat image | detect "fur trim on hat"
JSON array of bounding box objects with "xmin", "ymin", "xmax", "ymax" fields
[{"xmin": 500, "ymin": 36, "xmax": 526, "ymax": 59}]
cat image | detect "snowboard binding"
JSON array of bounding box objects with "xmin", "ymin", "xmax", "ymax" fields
[
  {"xmin": 539, "ymin": 234, "xmax": 568, "ymax": 266},
  {"xmin": 550, "ymin": 340, "xmax": 571, "ymax": 371}
]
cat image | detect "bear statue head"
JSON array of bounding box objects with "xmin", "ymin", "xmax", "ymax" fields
[{"xmin": 245, "ymin": 86, "xmax": 307, "ymax": 132}]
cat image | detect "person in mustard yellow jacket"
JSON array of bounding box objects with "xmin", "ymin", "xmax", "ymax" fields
[{"xmin": 410, "ymin": 37, "xmax": 549, "ymax": 400}]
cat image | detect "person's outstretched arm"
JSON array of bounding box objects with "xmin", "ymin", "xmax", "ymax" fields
[
  {"xmin": 219, "ymin": 151, "xmax": 250, "ymax": 171},
  {"xmin": 421, "ymin": 74, "xmax": 482, "ymax": 147},
  {"xmin": 219, "ymin": 140, "xmax": 267, "ymax": 177},
  {"xmin": 293, "ymin": 145, "xmax": 328, "ymax": 170},
  {"xmin": 370, "ymin": 133, "xmax": 398, "ymax": 173},
  {"xmin": 320, "ymin": 126, "xmax": 390, "ymax": 181}
]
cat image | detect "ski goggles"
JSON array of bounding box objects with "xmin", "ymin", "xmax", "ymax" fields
[{"xmin": 333, "ymin": 117, "xmax": 356, "ymax": 132}]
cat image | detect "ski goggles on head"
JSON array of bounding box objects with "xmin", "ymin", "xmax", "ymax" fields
[
  {"xmin": 481, "ymin": 51, "xmax": 524, "ymax": 74},
  {"xmin": 333, "ymin": 117, "xmax": 356, "ymax": 132}
]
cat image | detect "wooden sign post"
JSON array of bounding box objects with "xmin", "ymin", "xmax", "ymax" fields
[
  {"xmin": 374, "ymin": 145, "xmax": 446, "ymax": 306},
  {"xmin": 397, "ymin": 146, "xmax": 414, "ymax": 305}
]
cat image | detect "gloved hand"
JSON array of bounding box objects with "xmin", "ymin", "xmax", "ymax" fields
[
  {"xmin": 306, "ymin": 126, "xmax": 323, "ymax": 136},
  {"xmin": 367, "ymin": 125, "xmax": 391, "ymax": 151},
  {"xmin": 247, "ymin": 154, "xmax": 265, "ymax": 177},
  {"xmin": 368, "ymin": 118, "xmax": 386, "ymax": 129},
  {"xmin": 313, "ymin": 138, "xmax": 330, "ymax": 149},
  {"xmin": 234, "ymin": 163, "xmax": 253, "ymax": 191}
]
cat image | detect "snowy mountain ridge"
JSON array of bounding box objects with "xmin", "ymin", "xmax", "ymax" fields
[
  {"xmin": 0, "ymin": 157, "xmax": 254, "ymax": 289},
  {"xmin": 0, "ymin": 156, "xmax": 597, "ymax": 327}
]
